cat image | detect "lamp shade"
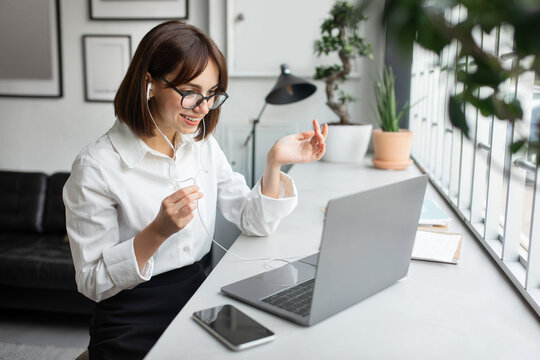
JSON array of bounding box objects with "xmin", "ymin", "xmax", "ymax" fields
[{"xmin": 265, "ymin": 64, "xmax": 316, "ymax": 105}]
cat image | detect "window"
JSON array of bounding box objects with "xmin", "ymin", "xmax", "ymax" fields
[{"xmin": 410, "ymin": 11, "xmax": 540, "ymax": 316}]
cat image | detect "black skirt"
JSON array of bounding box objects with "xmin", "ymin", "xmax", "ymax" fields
[{"xmin": 88, "ymin": 260, "xmax": 207, "ymax": 360}]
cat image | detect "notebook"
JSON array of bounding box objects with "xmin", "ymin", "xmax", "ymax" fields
[{"xmin": 221, "ymin": 175, "xmax": 428, "ymax": 326}]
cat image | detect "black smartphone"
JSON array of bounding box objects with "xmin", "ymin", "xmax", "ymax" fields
[{"xmin": 192, "ymin": 304, "xmax": 275, "ymax": 351}]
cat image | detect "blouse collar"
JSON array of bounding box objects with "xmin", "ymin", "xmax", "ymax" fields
[{"xmin": 108, "ymin": 120, "xmax": 197, "ymax": 168}]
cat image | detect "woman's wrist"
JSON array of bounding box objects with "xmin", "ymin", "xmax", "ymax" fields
[
  {"xmin": 261, "ymin": 150, "xmax": 282, "ymax": 198},
  {"xmin": 146, "ymin": 220, "xmax": 172, "ymax": 244},
  {"xmin": 266, "ymin": 146, "xmax": 283, "ymax": 169},
  {"xmin": 133, "ymin": 222, "xmax": 168, "ymax": 272}
]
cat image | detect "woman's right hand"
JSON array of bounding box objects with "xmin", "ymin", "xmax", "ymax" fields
[{"xmin": 153, "ymin": 185, "xmax": 204, "ymax": 240}]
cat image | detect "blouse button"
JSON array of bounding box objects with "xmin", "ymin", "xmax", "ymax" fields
[{"xmin": 183, "ymin": 245, "xmax": 190, "ymax": 252}]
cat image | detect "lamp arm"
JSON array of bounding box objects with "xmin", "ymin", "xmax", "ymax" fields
[
  {"xmin": 255, "ymin": 102, "xmax": 268, "ymax": 123},
  {"xmin": 243, "ymin": 102, "xmax": 267, "ymax": 146}
]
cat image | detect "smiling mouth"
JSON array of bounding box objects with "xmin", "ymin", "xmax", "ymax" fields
[{"xmin": 181, "ymin": 113, "xmax": 201, "ymax": 125}]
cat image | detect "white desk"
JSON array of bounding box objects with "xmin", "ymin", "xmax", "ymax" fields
[{"xmin": 146, "ymin": 160, "xmax": 540, "ymax": 359}]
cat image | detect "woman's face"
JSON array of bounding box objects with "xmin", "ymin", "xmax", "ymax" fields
[{"xmin": 150, "ymin": 60, "xmax": 219, "ymax": 137}]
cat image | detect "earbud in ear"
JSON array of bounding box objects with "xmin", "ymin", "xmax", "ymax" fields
[{"xmin": 147, "ymin": 83, "xmax": 152, "ymax": 101}]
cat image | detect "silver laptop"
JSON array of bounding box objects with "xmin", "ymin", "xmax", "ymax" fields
[{"xmin": 221, "ymin": 175, "xmax": 428, "ymax": 326}]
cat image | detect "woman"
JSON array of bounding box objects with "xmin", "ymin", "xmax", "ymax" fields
[{"xmin": 64, "ymin": 20, "xmax": 327, "ymax": 360}]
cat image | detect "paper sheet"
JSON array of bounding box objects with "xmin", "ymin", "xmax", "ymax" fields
[{"xmin": 412, "ymin": 230, "xmax": 462, "ymax": 264}]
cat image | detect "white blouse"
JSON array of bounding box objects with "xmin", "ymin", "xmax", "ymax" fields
[{"xmin": 63, "ymin": 120, "xmax": 297, "ymax": 302}]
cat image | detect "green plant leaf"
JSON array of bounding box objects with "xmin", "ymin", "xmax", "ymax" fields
[
  {"xmin": 338, "ymin": 90, "xmax": 356, "ymax": 104},
  {"xmin": 467, "ymin": 94, "xmax": 496, "ymax": 118},
  {"xmin": 488, "ymin": 95, "xmax": 524, "ymax": 122},
  {"xmin": 507, "ymin": 98, "xmax": 524, "ymax": 121},
  {"xmin": 468, "ymin": 57, "xmax": 508, "ymax": 88},
  {"xmin": 415, "ymin": 10, "xmax": 450, "ymax": 55},
  {"xmin": 510, "ymin": 140, "xmax": 526, "ymax": 153},
  {"xmin": 449, "ymin": 95, "xmax": 470, "ymax": 138},
  {"xmin": 372, "ymin": 66, "xmax": 402, "ymax": 132}
]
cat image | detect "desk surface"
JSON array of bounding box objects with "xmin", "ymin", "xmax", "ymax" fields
[{"xmin": 146, "ymin": 160, "xmax": 540, "ymax": 360}]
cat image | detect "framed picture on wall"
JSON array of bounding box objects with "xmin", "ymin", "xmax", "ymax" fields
[
  {"xmin": 83, "ymin": 35, "xmax": 132, "ymax": 102},
  {"xmin": 0, "ymin": 0, "xmax": 62, "ymax": 98},
  {"xmin": 89, "ymin": 0, "xmax": 189, "ymax": 20}
]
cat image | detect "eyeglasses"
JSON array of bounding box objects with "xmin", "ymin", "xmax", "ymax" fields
[{"xmin": 158, "ymin": 75, "xmax": 229, "ymax": 110}]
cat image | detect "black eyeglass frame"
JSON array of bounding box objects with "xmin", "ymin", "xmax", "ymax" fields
[{"xmin": 157, "ymin": 75, "xmax": 229, "ymax": 110}]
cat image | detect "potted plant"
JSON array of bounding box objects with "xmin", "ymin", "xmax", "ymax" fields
[
  {"xmin": 314, "ymin": 0, "xmax": 373, "ymax": 163},
  {"xmin": 371, "ymin": 66, "xmax": 414, "ymax": 170}
]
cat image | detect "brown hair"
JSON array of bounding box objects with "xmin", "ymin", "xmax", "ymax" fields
[{"xmin": 114, "ymin": 20, "xmax": 228, "ymax": 141}]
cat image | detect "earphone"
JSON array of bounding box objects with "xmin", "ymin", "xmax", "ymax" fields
[{"xmin": 145, "ymin": 85, "xmax": 299, "ymax": 270}]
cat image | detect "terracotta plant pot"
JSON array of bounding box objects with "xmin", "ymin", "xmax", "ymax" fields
[
  {"xmin": 323, "ymin": 123, "xmax": 373, "ymax": 163},
  {"xmin": 372, "ymin": 129, "xmax": 413, "ymax": 170}
]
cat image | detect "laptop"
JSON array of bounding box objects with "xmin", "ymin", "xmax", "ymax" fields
[{"xmin": 221, "ymin": 175, "xmax": 428, "ymax": 326}]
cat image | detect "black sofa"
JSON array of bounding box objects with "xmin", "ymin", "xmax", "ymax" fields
[
  {"xmin": 0, "ymin": 170, "xmax": 95, "ymax": 315},
  {"xmin": 0, "ymin": 170, "xmax": 217, "ymax": 316}
]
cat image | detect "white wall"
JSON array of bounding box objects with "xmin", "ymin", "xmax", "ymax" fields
[
  {"xmin": 0, "ymin": 0, "xmax": 208, "ymax": 173},
  {"xmin": 0, "ymin": 0, "xmax": 385, "ymax": 175}
]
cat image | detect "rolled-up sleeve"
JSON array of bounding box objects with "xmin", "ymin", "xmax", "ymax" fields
[
  {"xmin": 252, "ymin": 174, "xmax": 297, "ymax": 223},
  {"xmin": 63, "ymin": 155, "xmax": 152, "ymax": 302},
  {"xmin": 213, "ymin": 139, "xmax": 297, "ymax": 236}
]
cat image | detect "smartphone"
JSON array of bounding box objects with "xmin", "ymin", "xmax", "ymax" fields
[{"xmin": 192, "ymin": 304, "xmax": 275, "ymax": 351}]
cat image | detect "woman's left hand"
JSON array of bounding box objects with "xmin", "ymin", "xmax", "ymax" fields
[{"xmin": 269, "ymin": 119, "xmax": 328, "ymax": 166}]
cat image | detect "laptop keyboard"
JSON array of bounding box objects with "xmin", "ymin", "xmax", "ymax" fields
[{"xmin": 261, "ymin": 278, "xmax": 315, "ymax": 317}]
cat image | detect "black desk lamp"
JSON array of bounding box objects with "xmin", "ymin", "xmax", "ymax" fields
[{"xmin": 246, "ymin": 64, "xmax": 317, "ymax": 187}]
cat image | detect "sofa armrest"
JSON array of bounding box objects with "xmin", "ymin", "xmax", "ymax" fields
[
  {"xmin": 44, "ymin": 172, "xmax": 70, "ymax": 234},
  {"xmin": 0, "ymin": 171, "xmax": 47, "ymax": 233}
]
